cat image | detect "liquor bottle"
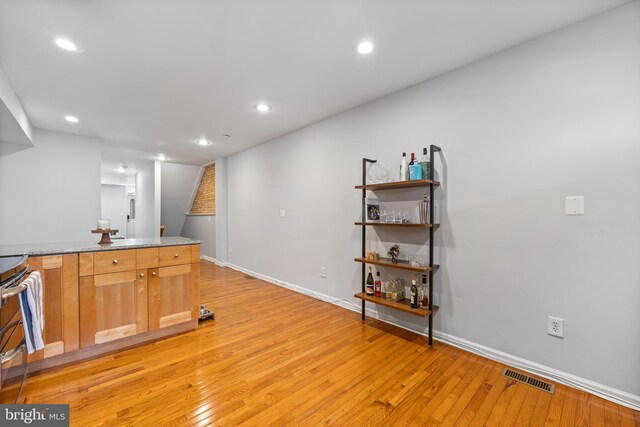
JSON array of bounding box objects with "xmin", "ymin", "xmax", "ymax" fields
[
  {"xmin": 409, "ymin": 152, "xmax": 422, "ymax": 181},
  {"xmin": 366, "ymin": 267, "xmax": 375, "ymax": 295},
  {"xmin": 399, "ymin": 152, "xmax": 409, "ymax": 181},
  {"xmin": 410, "ymin": 276, "xmax": 419, "ymax": 308},
  {"xmin": 420, "ymin": 147, "xmax": 430, "ymax": 180},
  {"xmin": 374, "ymin": 272, "xmax": 382, "ymax": 297},
  {"xmin": 421, "ymin": 274, "xmax": 429, "ymax": 307}
]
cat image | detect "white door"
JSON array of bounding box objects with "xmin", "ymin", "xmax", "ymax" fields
[{"xmin": 126, "ymin": 195, "xmax": 136, "ymax": 238}]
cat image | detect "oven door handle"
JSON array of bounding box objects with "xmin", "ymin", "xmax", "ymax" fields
[
  {"xmin": 1, "ymin": 338, "xmax": 26, "ymax": 365},
  {"xmin": 1, "ymin": 282, "xmax": 28, "ymax": 302}
]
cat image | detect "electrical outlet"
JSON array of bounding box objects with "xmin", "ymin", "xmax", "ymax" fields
[
  {"xmin": 228, "ymin": 246, "xmax": 233, "ymax": 254},
  {"xmin": 321, "ymin": 267, "xmax": 326, "ymax": 278},
  {"xmin": 548, "ymin": 316, "xmax": 564, "ymax": 338}
]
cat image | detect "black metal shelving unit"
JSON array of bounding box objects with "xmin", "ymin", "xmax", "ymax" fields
[{"xmin": 354, "ymin": 145, "xmax": 441, "ymax": 345}]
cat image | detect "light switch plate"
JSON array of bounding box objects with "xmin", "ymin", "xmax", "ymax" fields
[
  {"xmin": 279, "ymin": 209, "xmax": 286, "ymax": 218},
  {"xmin": 565, "ymin": 196, "xmax": 584, "ymax": 215}
]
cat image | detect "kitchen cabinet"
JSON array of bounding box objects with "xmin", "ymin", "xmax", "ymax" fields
[
  {"xmin": 26, "ymin": 254, "xmax": 79, "ymax": 361},
  {"xmin": 148, "ymin": 263, "xmax": 199, "ymax": 330},
  {"xmin": 80, "ymin": 245, "xmax": 199, "ymax": 348}
]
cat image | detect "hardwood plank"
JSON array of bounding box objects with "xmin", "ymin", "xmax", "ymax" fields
[
  {"xmin": 355, "ymin": 292, "xmax": 437, "ymax": 317},
  {"xmin": 9, "ymin": 261, "xmax": 638, "ymax": 426},
  {"xmin": 355, "ymin": 178, "xmax": 440, "ymax": 190},
  {"xmin": 354, "ymin": 257, "xmax": 437, "ymax": 273},
  {"xmin": 354, "ymin": 221, "xmax": 439, "ymax": 228}
]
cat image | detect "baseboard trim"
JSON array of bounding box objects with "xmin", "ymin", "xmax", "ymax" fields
[
  {"xmin": 224, "ymin": 262, "xmax": 640, "ymax": 411},
  {"xmin": 202, "ymin": 255, "xmax": 227, "ymax": 267}
]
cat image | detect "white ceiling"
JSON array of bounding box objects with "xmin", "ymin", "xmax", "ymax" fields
[{"xmin": 0, "ymin": 0, "xmax": 630, "ymax": 170}]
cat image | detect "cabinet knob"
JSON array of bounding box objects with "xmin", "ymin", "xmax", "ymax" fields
[
  {"xmin": 151, "ymin": 272, "xmax": 157, "ymax": 276},
  {"xmin": 113, "ymin": 259, "xmax": 118, "ymax": 265},
  {"xmin": 139, "ymin": 273, "xmax": 145, "ymax": 278},
  {"xmin": 174, "ymin": 253, "xmax": 179, "ymax": 258}
]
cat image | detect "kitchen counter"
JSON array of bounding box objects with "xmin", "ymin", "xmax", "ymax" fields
[{"xmin": 0, "ymin": 236, "xmax": 200, "ymax": 257}]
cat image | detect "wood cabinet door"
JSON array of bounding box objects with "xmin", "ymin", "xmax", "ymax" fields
[
  {"xmin": 80, "ymin": 270, "xmax": 144, "ymax": 348},
  {"xmin": 148, "ymin": 263, "xmax": 198, "ymax": 330},
  {"xmin": 26, "ymin": 254, "xmax": 79, "ymax": 362}
]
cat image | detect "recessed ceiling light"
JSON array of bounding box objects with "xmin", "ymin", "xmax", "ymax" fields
[
  {"xmin": 65, "ymin": 115, "xmax": 79, "ymax": 123},
  {"xmin": 254, "ymin": 103, "xmax": 272, "ymax": 113},
  {"xmin": 55, "ymin": 38, "xmax": 78, "ymax": 52},
  {"xmin": 357, "ymin": 41, "xmax": 374, "ymax": 55},
  {"xmin": 157, "ymin": 153, "xmax": 166, "ymax": 161},
  {"xmin": 195, "ymin": 138, "xmax": 211, "ymax": 146},
  {"xmin": 118, "ymin": 165, "xmax": 128, "ymax": 173}
]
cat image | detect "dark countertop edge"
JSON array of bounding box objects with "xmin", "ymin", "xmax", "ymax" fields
[{"xmin": 0, "ymin": 239, "xmax": 201, "ymax": 258}]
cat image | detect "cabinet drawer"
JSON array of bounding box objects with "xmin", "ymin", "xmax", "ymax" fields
[
  {"xmin": 158, "ymin": 246, "xmax": 192, "ymax": 267},
  {"xmin": 136, "ymin": 248, "xmax": 159, "ymax": 269},
  {"xmin": 94, "ymin": 250, "xmax": 136, "ymax": 274}
]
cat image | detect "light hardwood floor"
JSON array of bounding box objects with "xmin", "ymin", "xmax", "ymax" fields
[{"xmin": 10, "ymin": 261, "xmax": 640, "ymax": 426}]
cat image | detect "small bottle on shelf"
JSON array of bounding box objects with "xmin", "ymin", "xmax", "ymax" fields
[
  {"xmin": 421, "ymin": 274, "xmax": 429, "ymax": 308},
  {"xmin": 420, "ymin": 147, "xmax": 430, "ymax": 180},
  {"xmin": 374, "ymin": 272, "xmax": 382, "ymax": 297},
  {"xmin": 409, "ymin": 152, "xmax": 422, "ymax": 181},
  {"xmin": 410, "ymin": 276, "xmax": 419, "ymax": 308},
  {"xmin": 366, "ymin": 267, "xmax": 375, "ymax": 295},
  {"xmin": 399, "ymin": 152, "xmax": 409, "ymax": 181}
]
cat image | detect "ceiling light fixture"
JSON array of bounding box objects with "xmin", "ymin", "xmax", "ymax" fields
[
  {"xmin": 254, "ymin": 103, "xmax": 272, "ymax": 113},
  {"xmin": 195, "ymin": 138, "xmax": 211, "ymax": 146},
  {"xmin": 156, "ymin": 153, "xmax": 166, "ymax": 161},
  {"xmin": 55, "ymin": 38, "xmax": 78, "ymax": 52},
  {"xmin": 118, "ymin": 165, "xmax": 128, "ymax": 173},
  {"xmin": 357, "ymin": 41, "xmax": 374, "ymax": 55},
  {"xmin": 65, "ymin": 115, "xmax": 79, "ymax": 123}
]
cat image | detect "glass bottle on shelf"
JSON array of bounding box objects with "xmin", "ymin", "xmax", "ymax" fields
[
  {"xmin": 421, "ymin": 274, "xmax": 429, "ymax": 308},
  {"xmin": 366, "ymin": 267, "xmax": 375, "ymax": 295},
  {"xmin": 410, "ymin": 276, "xmax": 419, "ymax": 308},
  {"xmin": 420, "ymin": 147, "xmax": 430, "ymax": 180},
  {"xmin": 374, "ymin": 272, "xmax": 382, "ymax": 297},
  {"xmin": 399, "ymin": 152, "xmax": 409, "ymax": 181},
  {"xmin": 409, "ymin": 156, "xmax": 422, "ymax": 181}
]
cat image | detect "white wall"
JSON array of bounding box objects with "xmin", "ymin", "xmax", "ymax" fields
[
  {"xmin": 101, "ymin": 173, "xmax": 135, "ymax": 186},
  {"xmin": 214, "ymin": 158, "xmax": 228, "ymax": 264},
  {"xmin": 135, "ymin": 161, "xmax": 161, "ymax": 238},
  {"xmin": 182, "ymin": 215, "xmax": 216, "ymax": 259},
  {"xmin": 160, "ymin": 162, "xmax": 201, "ymax": 236},
  {"xmin": 0, "ymin": 129, "xmax": 101, "ymax": 244},
  {"xmin": 227, "ymin": 3, "xmax": 640, "ymax": 402},
  {"xmin": 101, "ymin": 184, "xmax": 127, "ymax": 237}
]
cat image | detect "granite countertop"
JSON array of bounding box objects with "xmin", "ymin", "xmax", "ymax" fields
[{"xmin": 0, "ymin": 237, "xmax": 200, "ymax": 257}]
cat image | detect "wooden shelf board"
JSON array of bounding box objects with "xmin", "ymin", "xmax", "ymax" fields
[
  {"xmin": 354, "ymin": 292, "xmax": 439, "ymax": 317},
  {"xmin": 354, "ymin": 257, "xmax": 438, "ymax": 273},
  {"xmin": 355, "ymin": 222, "xmax": 439, "ymax": 229},
  {"xmin": 355, "ymin": 179, "xmax": 440, "ymax": 191}
]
